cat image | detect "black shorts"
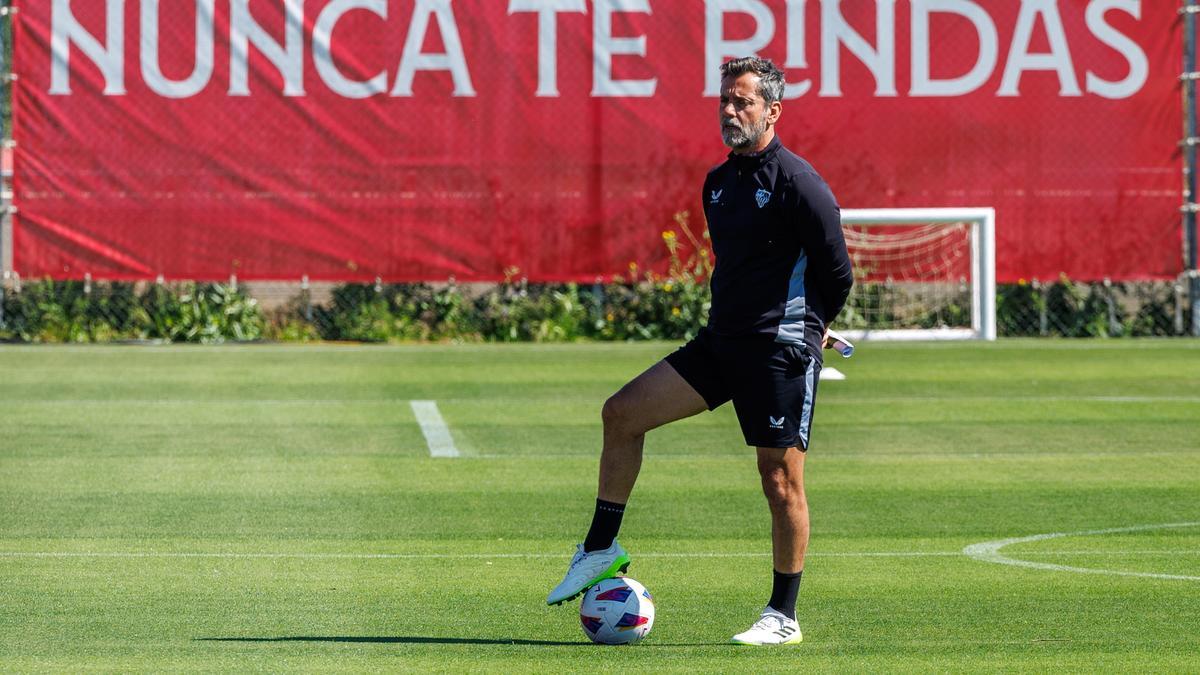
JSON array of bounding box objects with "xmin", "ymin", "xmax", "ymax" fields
[{"xmin": 664, "ymin": 328, "xmax": 823, "ymax": 449}]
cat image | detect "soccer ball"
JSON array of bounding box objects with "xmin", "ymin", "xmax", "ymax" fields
[{"xmin": 579, "ymin": 577, "xmax": 655, "ymax": 645}]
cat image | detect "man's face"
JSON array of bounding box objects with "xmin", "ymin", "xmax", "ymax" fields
[{"xmin": 719, "ymin": 72, "xmax": 777, "ymax": 151}]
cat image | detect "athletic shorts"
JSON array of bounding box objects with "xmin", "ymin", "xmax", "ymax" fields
[{"xmin": 664, "ymin": 328, "xmax": 823, "ymax": 449}]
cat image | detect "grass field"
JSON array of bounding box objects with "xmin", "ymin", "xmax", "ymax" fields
[{"xmin": 1, "ymin": 340, "xmax": 1198, "ymax": 672}]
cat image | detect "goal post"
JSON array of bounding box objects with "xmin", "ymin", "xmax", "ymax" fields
[{"xmin": 837, "ymin": 207, "xmax": 996, "ymax": 341}]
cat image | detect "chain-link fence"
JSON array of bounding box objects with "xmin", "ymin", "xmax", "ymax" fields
[
  {"xmin": 0, "ymin": 271, "xmax": 1193, "ymax": 344},
  {"xmin": 0, "ymin": 2, "xmax": 1195, "ymax": 344},
  {"xmin": 0, "ymin": 0, "xmax": 11, "ymax": 281}
]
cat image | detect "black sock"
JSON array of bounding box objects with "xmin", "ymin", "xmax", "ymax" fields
[
  {"xmin": 583, "ymin": 499, "xmax": 626, "ymax": 552},
  {"xmin": 768, "ymin": 569, "xmax": 803, "ymax": 620}
]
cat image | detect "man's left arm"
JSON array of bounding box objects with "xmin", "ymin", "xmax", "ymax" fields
[{"xmin": 792, "ymin": 173, "xmax": 854, "ymax": 326}]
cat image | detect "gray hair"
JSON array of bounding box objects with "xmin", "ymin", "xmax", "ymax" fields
[{"xmin": 719, "ymin": 57, "xmax": 785, "ymax": 105}]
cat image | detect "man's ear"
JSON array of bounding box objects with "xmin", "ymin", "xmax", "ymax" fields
[{"xmin": 768, "ymin": 100, "xmax": 782, "ymax": 125}]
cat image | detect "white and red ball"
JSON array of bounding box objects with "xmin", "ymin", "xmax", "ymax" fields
[{"xmin": 579, "ymin": 577, "xmax": 655, "ymax": 645}]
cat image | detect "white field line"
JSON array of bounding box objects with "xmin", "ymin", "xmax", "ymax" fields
[
  {"xmin": 0, "ymin": 549, "xmax": 1196, "ymax": 561},
  {"xmin": 963, "ymin": 522, "xmax": 1200, "ymax": 582},
  {"xmin": 4, "ymin": 395, "xmax": 1200, "ymax": 405},
  {"xmin": 470, "ymin": 450, "xmax": 1200, "ymax": 460},
  {"xmin": 0, "ymin": 551, "xmax": 862, "ymax": 560},
  {"xmin": 409, "ymin": 400, "xmax": 459, "ymax": 458},
  {"xmin": 5, "ymin": 342, "xmax": 1194, "ymax": 353},
  {"xmin": 0, "ymin": 344, "xmax": 664, "ymax": 354}
]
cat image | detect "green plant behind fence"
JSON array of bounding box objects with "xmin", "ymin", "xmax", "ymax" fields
[
  {"xmin": 1, "ymin": 276, "xmax": 1189, "ymax": 344},
  {"xmin": 0, "ymin": 210, "xmax": 1191, "ymax": 342},
  {"xmin": 0, "ymin": 281, "xmax": 263, "ymax": 344}
]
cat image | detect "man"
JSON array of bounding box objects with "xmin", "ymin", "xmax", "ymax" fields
[{"xmin": 546, "ymin": 56, "xmax": 854, "ymax": 646}]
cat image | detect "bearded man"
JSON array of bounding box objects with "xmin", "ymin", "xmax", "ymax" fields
[{"xmin": 546, "ymin": 56, "xmax": 854, "ymax": 646}]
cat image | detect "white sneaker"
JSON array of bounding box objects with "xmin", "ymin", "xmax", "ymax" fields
[
  {"xmin": 545, "ymin": 540, "xmax": 631, "ymax": 605},
  {"xmin": 730, "ymin": 607, "xmax": 803, "ymax": 645}
]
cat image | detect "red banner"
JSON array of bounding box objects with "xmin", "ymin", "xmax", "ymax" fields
[{"xmin": 12, "ymin": 0, "xmax": 1182, "ymax": 283}]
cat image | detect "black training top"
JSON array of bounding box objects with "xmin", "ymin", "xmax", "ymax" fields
[{"xmin": 701, "ymin": 135, "xmax": 854, "ymax": 347}]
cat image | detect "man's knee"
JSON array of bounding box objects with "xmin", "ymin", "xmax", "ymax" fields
[
  {"xmin": 758, "ymin": 462, "xmax": 804, "ymax": 510},
  {"xmin": 602, "ymin": 392, "xmax": 636, "ymax": 434}
]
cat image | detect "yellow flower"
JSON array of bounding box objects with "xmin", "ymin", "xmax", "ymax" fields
[
  {"xmin": 1018, "ymin": 278, "xmax": 1027, "ymax": 286},
  {"xmin": 663, "ymin": 282, "xmax": 674, "ymax": 292},
  {"xmin": 662, "ymin": 230, "xmax": 676, "ymax": 241},
  {"xmin": 606, "ymin": 312, "xmax": 615, "ymax": 322},
  {"xmin": 672, "ymin": 307, "xmax": 681, "ymax": 316}
]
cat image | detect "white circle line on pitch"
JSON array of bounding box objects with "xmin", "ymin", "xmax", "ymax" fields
[
  {"xmin": 0, "ymin": 548, "xmax": 1197, "ymax": 561},
  {"xmin": 962, "ymin": 522, "xmax": 1200, "ymax": 582}
]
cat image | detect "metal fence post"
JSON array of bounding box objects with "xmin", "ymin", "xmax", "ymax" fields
[
  {"xmin": 1103, "ymin": 278, "xmax": 1119, "ymax": 336},
  {"xmin": 1185, "ymin": 2, "xmax": 1200, "ymax": 335},
  {"xmin": 0, "ymin": 3, "xmax": 10, "ymax": 330},
  {"xmin": 302, "ymin": 275, "xmax": 312, "ymax": 322},
  {"xmin": 1034, "ymin": 278, "xmax": 1048, "ymax": 336}
]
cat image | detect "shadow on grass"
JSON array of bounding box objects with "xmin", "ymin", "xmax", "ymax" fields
[
  {"xmin": 198, "ymin": 636, "xmax": 586, "ymax": 646},
  {"xmin": 197, "ymin": 636, "xmax": 721, "ymax": 647}
]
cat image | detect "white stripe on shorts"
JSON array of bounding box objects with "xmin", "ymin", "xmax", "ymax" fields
[{"xmin": 797, "ymin": 355, "xmax": 817, "ymax": 448}]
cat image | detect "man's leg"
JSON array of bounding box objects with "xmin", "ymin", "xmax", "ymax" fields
[
  {"xmin": 584, "ymin": 360, "xmax": 708, "ymax": 550},
  {"xmin": 729, "ymin": 446, "xmax": 807, "ymax": 644},
  {"xmin": 730, "ymin": 340, "xmax": 817, "ymax": 644},
  {"xmin": 597, "ymin": 360, "xmax": 708, "ymax": 503},
  {"xmin": 547, "ymin": 360, "xmax": 707, "ymax": 605},
  {"xmin": 758, "ymin": 446, "xmax": 807, "ymax": 626},
  {"xmin": 756, "ymin": 446, "xmax": 808, "ymax": 575}
]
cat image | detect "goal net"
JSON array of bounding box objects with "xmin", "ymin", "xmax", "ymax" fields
[{"xmin": 838, "ymin": 208, "xmax": 996, "ymax": 341}]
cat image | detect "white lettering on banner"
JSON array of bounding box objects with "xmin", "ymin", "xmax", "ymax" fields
[
  {"xmin": 141, "ymin": 0, "xmax": 216, "ymax": 98},
  {"xmin": 50, "ymin": 0, "xmax": 125, "ymax": 95},
  {"xmin": 314, "ymin": 0, "xmax": 389, "ymax": 99},
  {"xmin": 784, "ymin": 0, "xmax": 812, "ymax": 98},
  {"xmin": 508, "ymin": 0, "xmax": 587, "ymax": 98},
  {"xmin": 701, "ymin": 0, "xmax": 811, "ymax": 98},
  {"xmin": 704, "ymin": 0, "xmax": 776, "ymax": 97},
  {"xmin": 45, "ymin": 0, "xmax": 1151, "ymax": 101},
  {"xmin": 592, "ymin": 0, "xmax": 656, "ymax": 97},
  {"xmin": 998, "ymin": 0, "xmax": 1081, "ymax": 96},
  {"xmin": 230, "ymin": 0, "xmax": 305, "ymax": 96},
  {"xmin": 1085, "ymin": 0, "xmax": 1147, "ymax": 100},
  {"xmin": 820, "ymin": 0, "xmax": 898, "ymax": 97},
  {"xmin": 910, "ymin": 0, "xmax": 997, "ymax": 97},
  {"xmin": 392, "ymin": 0, "xmax": 476, "ymax": 96}
]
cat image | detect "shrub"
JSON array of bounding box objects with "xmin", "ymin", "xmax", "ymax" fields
[
  {"xmin": 0, "ymin": 220, "xmax": 1191, "ymax": 343},
  {"xmin": 0, "ymin": 281, "xmax": 263, "ymax": 343}
]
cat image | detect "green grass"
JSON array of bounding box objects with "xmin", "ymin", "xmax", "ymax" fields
[{"xmin": 1, "ymin": 340, "xmax": 1198, "ymax": 672}]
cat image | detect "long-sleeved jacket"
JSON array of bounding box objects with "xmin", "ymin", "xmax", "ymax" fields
[{"xmin": 702, "ymin": 135, "xmax": 854, "ymax": 349}]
